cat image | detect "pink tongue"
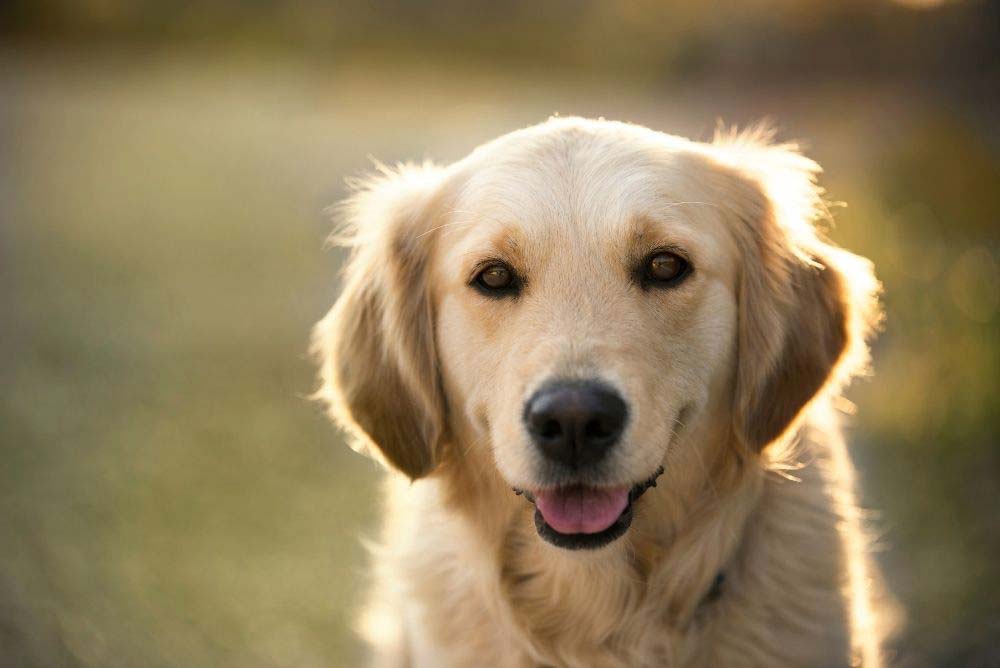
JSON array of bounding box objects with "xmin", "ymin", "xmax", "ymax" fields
[{"xmin": 534, "ymin": 486, "xmax": 629, "ymax": 535}]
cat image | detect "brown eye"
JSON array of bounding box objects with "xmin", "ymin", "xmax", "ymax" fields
[
  {"xmin": 644, "ymin": 251, "xmax": 690, "ymax": 285},
  {"xmin": 474, "ymin": 262, "xmax": 518, "ymax": 294}
]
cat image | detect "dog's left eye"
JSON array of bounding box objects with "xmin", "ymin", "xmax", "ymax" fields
[
  {"xmin": 642, "ymin": 251, "xmax": 690, "ymax": 286},
  {"xmin": 473, "ymin": 262, "xmax": 519, "ymax": 296}
]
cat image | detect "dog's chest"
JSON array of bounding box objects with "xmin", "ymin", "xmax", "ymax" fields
[{"xmin": 489, "ymin": 542, "xmax": 694, "ymax": 667}]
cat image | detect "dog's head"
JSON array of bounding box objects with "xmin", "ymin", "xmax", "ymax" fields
[{"xmin": 314, "ymin": 118, "xmax": 879, "ymax": 550}]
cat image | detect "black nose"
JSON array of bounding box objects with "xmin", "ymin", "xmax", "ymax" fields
[{"xmin": 524, "ymin": 380, "xmax": 628, "ymax": 469}]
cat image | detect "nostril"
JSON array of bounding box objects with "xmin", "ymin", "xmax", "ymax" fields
[
  {"xmin": 538, "ymin": 419, "xmax": 562, "ymax": 441},
  {"xmin": 585, "ymin": 416, "xmax": 616, "ymax": 440}
]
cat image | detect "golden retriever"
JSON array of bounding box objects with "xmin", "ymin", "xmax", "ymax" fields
[{"xmin": 313, "ymin": 117, "xmax": 889, "ymax": 667}]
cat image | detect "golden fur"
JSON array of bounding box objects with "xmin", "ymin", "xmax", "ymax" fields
[{"xmin": 313, "ymin": 117, "xmax": 890, "ymax": 666}]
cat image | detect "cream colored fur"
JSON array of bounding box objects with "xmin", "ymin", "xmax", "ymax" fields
[{"xmin": 313, "ymin": 117, "xmax": 891, "ymax": 667}]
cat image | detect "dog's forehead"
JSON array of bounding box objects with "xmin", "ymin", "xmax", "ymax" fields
[
  {"xmin": 443, "ymin": 127, "xmax": 731, "ymax": 268},
  {"xmin": 456, "ymin": 166, "xmax": 652, "ymax": 250},
  {"xmin": 456, "ymin": 129, "xmax": 675, "ymax": 227}
]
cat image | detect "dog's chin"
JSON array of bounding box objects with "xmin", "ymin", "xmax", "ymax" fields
[{"xmin": 514, "ymin": 467, "xmax": 664, "ymax": 551}]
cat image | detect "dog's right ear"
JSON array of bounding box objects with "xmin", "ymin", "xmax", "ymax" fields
[{"xmin": 312, "ymin": 165, "xmax": 448, "ymax": 480}]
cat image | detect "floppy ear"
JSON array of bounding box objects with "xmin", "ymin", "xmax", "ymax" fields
[
  {"xmin": 710, "ymin": 127, "xmax": 881, "ymax": 452},
  {"xmin": 312, "ymin": 164, "xmax": 449, "ymax": 479}
]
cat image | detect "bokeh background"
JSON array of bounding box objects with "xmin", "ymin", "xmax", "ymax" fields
[{"xmin": 1, "ymin": 1, "xmax": 997, "ymax": 666}]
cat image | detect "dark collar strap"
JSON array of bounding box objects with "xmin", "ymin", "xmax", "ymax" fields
[{"xmin": 703, "ymin": 572, "xmax": 726, "ymax": 605}]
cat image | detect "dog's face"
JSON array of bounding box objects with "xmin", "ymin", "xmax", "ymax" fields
[
  {"xmin": 315, "ymin": 119, "xmax": 877, "ymax": 551},
  {"xmin": 431, "ymin": 139, "xmax": 743, "ymax": 548}
]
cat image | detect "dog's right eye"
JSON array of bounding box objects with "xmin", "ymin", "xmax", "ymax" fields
[
  {"xmin": 473, "ymin": 262, "xmax": 519, "ymax": 296},
  {"xmin": 640, "ymin": 249, "xmax": 691, "ymax": 288}
]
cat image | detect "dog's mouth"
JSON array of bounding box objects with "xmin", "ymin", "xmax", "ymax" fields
[{"xmin": 513, "ymin": 466, "xmax": 664, "ymax": 550}]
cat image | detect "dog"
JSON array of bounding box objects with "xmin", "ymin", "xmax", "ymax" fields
[{"xmin": 312, "ymin": 117, "xmax": 889, "ymax": 666}]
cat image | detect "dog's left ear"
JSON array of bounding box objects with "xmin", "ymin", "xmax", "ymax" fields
[
  {"xmin": 312, "ymin": 164, "xmax": 449, "ymax": 479},
  {"xmin": 709, "ymin": 128, "xmax": 881, "ymax": 452}
]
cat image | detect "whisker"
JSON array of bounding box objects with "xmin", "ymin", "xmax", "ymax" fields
[
  {"xmin": 415, "ymin": 218, "xmax": 478, "ymax": 240},
  {"xmin": 660, "ymin": 201, "xmax": 721, "ymax": 210}
]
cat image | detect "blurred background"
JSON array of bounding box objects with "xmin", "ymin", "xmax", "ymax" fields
[{"xmin": 1, "ymin": 1, "xmax": 997, "ymax": 666}]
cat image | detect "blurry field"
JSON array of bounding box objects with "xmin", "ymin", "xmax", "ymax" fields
[{"xmin": 1, "ymin": 45, "xmax": 998, "ymax": 666}]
